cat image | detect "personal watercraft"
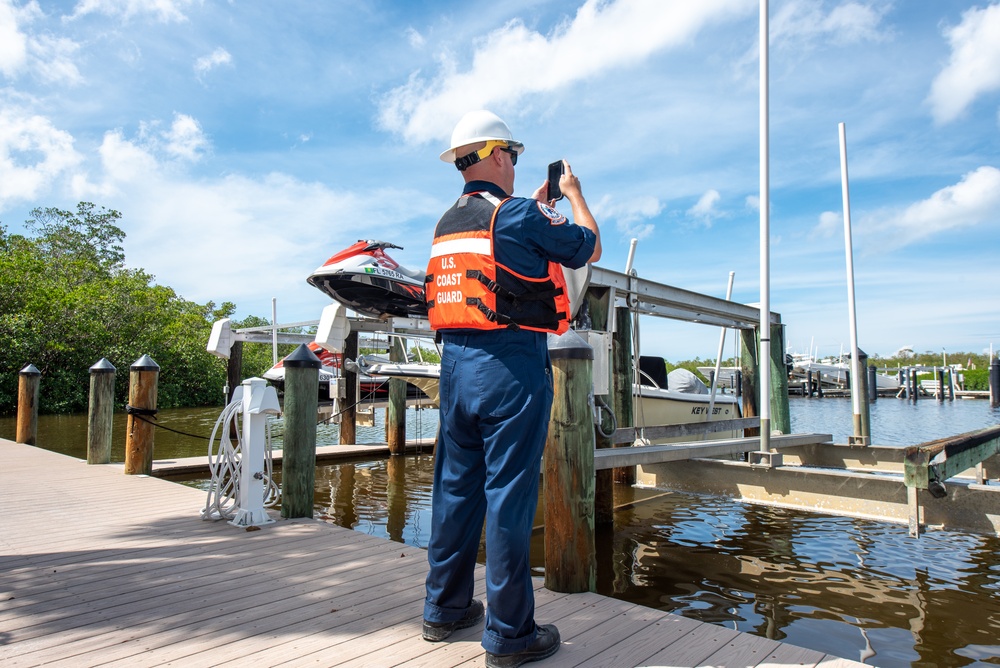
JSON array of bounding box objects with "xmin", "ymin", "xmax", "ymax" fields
[{"xmin": 306, "ymin": 240, "xmax": 428, "ymax": 319}]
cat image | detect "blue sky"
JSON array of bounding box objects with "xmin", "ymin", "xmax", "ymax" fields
[{"xmin": 2, "ymin": 0, "xmax": 999, "ymax": 361}]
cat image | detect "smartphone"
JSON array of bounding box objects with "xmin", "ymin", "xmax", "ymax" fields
[{"xmin": 547, "ymin": 160, "xmax": 565, "ymax": 202}]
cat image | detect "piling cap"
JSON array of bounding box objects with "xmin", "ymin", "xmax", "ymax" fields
[
  {"xmin": 19, "ymin": 363, "xmax": 40, "ymax": 376},
  {"xmin": 130, "ymin": 354, "xmax": 160, "ymax": 371},
  {"xmin": 547, "ymin": 328, "xmax": 594, "ymax": 361},
  {"xmin": 282, "ymin": 343, "xmax": 322, "ymax": 369},
  {"xmin": 90, "ymin": 358, "xmax": 117, "ymax": 374}
]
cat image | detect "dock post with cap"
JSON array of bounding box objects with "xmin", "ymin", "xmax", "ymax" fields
[
  {"xmin": 16, "ymin": 364, "xmax": 41, "ymax": 445},
  {"xmin": 124, "ymin": 355, "xmax": 159, "ymax": 475},
  {"xmin": 282, "ymin": 343, "xmax": 320, "ymax": 519},
  {"xmin": 87, "ymin": 358, "xmax": 116, "ymax": 464},
  {"xmin": 543, "ymin": 329, "xmax": 596, "ymax": 593}
]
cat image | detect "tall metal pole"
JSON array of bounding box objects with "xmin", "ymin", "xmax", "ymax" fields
[
  {"xmin": 839, "ymin": 122, "xmax": 869, "ymax": 444},
  {"xmin": 758, "ymin": 0, "xmax": 771, "ymax": 455}
]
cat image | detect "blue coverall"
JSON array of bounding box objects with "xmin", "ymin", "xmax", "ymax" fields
[{"xmin": 423, "ymin": 180, "xmax": 596, "ymax": 655}]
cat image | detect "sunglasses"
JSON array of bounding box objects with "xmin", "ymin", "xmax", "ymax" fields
[{"xmin": 499, "ymin": 147, "xmax": 518, "ymax": 166}]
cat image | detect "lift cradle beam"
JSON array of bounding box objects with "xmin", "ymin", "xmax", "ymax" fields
[
  {"xmin": 904, "ymin": 424, "xmax": 1000, "ymax": 490},
  {"xmin": 589, "ymin": 266, "xmax": 780, "ymax": 331}
]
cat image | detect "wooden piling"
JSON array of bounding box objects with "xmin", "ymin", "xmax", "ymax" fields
[
  {"xmin": 339, "ymin": 331, "xmax": 358, "ymax": 446},
  {"xmin": 87, "ymin": 358, "xmax": 116, "ymax": 464},
  {"xmin": 226, "ymin": 340, "xmax": 243, "ymax": 402},
  {"xmin": 124, "ymin": 355, "xmax": 159, "ymax": 475},
  {"xmin": 853, "ymin": 350, "xmax": 871, "ymax": 444},
  {"xmin": 281, "ymin": 343, "xmax": 320, "ymax": 519},
  {"xmin": 868, "ymin": 365, "xmax": 877, "ymax": 403},
  {"xmin": 769, "ymin": 324, "xmax": 790, "ymax": 434},
  {"xmin": 911, "ymin": 369, "xmax": 920, "ymax": 402},
  {"xmin": 936, "ymin": 368, "xmax": 945, "ymax": 402},
  {"xmin": 583, "ymin": 286, "xmax": 614, "ymax": 525},
  {"xmin": 16, "ymin": 364, "xmax": 41, "ymax": 445},
  {"xmin": 386, "ymin": 336, "xmax": 406, "ymax": 456},
  {"xmin": 543, "ymin": 330, "xmax": 596, "ymax": 593},
  {"xmin": 739, "ymin": 329, "xmax": 759, "ymax": 437},
  {"xmin": 611, "ymin": 306, "xmax": 635, "ymax": 486}
]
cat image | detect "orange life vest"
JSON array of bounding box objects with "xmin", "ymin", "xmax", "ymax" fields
[{"xmin": 424, "ymin": 192, "xmax": 570, "ymax": 334}]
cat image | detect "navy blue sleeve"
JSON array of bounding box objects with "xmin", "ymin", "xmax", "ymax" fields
[{"xmin": 495, "ymin": 198, "xmax": 595, "ymax": 275}]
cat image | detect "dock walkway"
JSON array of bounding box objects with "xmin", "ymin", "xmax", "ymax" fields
[{"xmin": 1, "ymin": 439, "xmax": 863, "ymax": 667}]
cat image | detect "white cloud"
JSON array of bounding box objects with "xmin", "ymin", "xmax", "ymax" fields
[
  {"xmin": 69, "ymin": 0, "xmax": 192, "ymax": 23},
  {"xmin": 194, "ymin": 47, "xmax": 231, "ymax": 79},
  {"xmin": 770, "ymin": 1, "xmax": 890, "ymax": 48},
  {"xmin": 813, "ymin": 210, "xmax": 841, "ymax": 238},
  {"xmin": 0, "ymin": 108, "xmax": 81, "ymax": 207},
  {"xmin": 0, "ymin": 0, "xmax": 80, "ymax": 84},
  {"xmin": 592, "ymin": 193, "xmax": 660, "ymax": 240},
  {"xmin": 377, "ymin": 0, "xmax": 755, "ymax": 145},
  {"xmin": 0, "ymin": 0, "xmax": 31, "ymax": 77},
  {"xmin": 865, "ymin": 166, "xmax": 1000, "ymax": 247},
  {"xmin": 163, "ymin": 113, "xmax": 208, "ymax": 161},
  {"xmin": 29, "ymin": 32, "xmax": 82, "ymax": 84},
  {"xmin": 687, "ymin": 189, "xmax": 722, "ymax": 226},
  {"xmin": 406, "ymin": 27, "xmax": 425, "ymax": 49},
  {"xmin": 928, "ymin": 3, "xmax": 1000, "ymax": 124}
]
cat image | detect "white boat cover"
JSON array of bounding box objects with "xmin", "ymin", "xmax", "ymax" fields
[{"xmin": 667, "ymin": 368, "xmax": 709, "ymax": 394}]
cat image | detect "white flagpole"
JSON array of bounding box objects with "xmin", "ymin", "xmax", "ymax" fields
[{"xmin": 758, "ymin": 0, "xmax": 771, "ymax": 454}]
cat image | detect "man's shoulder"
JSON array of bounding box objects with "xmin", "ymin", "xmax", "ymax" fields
[{"xmin": 501, "ymin": 197, "xmax": 569, "ymax": 227}]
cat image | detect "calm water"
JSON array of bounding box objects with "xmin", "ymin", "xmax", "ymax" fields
[{"xmin": 4, "ymin": 397, "xmax": 1000, "ymax": 666}]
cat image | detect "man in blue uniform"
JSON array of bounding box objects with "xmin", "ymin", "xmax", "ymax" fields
[{"xmin": 422, "ymin": 110, "xmax": 601, "ymax": 668}]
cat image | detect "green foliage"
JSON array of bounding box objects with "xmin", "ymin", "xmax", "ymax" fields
[
  {"xmin": 0, "ymin": 202, "xmax": 262, "ymax": 415},
  {"xmin": 963, "ymin": 369, "xmax": 989, "ymax": 391}
]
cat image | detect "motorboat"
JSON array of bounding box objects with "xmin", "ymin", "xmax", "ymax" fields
[
  {"xmin": 634, "ymin": 358, "xmax": 742, "ymax": 443},
  {"xmin": 352, "ymin": 356, "xmax": 441, "ymax": 406},
  {"xmin": 263, "ymin": 342, "xmax": 427, "ymax": 401},
  {"xmin": 306, "ymin": 240, "xmax": 428, "ymax": 319}
]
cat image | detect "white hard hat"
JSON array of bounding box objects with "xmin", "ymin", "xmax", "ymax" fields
[{"xmin": 439, "ymin": 110, "xmax": 525, "ymax": 164}]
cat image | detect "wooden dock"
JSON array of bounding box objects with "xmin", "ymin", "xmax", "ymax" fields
[{"xmin": 1, "ymin": 438, "xmax": 864, "ymax": 667}]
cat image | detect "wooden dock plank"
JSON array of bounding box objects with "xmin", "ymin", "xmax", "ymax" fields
[
  {"xmin": 16, "ymin": 545, "xmax": 430, "ymax": 667},
  {"xmin": 699, "ymin": 630, "xmax": 783, "ymax": 666},
  {"xmin": 0, "ymin": 439, "xmax": 866, "ymax": 668},
  {"xmin": 757, "ymin": 641, "xmax": 827, "ymax": 667}
]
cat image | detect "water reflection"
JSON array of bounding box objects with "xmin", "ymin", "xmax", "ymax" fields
[
  {"xmin": 309, "ymin": 455, "xmax": 435, "ymax": 547},
  {"xmin": 599, "ymin": 489, "xmax": 1000, "ymax": 666}
]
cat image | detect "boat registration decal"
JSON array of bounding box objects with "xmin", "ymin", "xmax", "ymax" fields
[
  {"xmin": 690, "ymin": 406, "xmax": 726, "ymax": 415},
  {"xmin": 364, "ymin": 266, "xmax": 407, "ymax": 280}
]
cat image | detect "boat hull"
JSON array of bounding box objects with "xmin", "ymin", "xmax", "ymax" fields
[
  {"xmin": 307, "ymin": 271, "xmax": 427, "ymax": 320},
  {"xmin": 634, "ymin": 384, "xmax": 742, "ymax": 443}
]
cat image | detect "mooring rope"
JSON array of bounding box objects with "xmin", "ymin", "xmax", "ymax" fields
[{"xmin": 126, "ymin": 407, "xmax": 213, "ymax": 440}]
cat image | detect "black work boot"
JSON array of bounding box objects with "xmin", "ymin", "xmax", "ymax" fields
[
  {"xmin": 422, "ymin": 599, "xmax": 485, "ymax": 642},
  {"xmin": 485, "ymin": 624, "xmax": 561, "ymax": 668}
]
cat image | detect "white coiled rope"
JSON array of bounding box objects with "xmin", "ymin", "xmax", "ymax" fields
[{"xmin": 201, "ymin": 395, "xmax": 280, "ymax": 521}]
